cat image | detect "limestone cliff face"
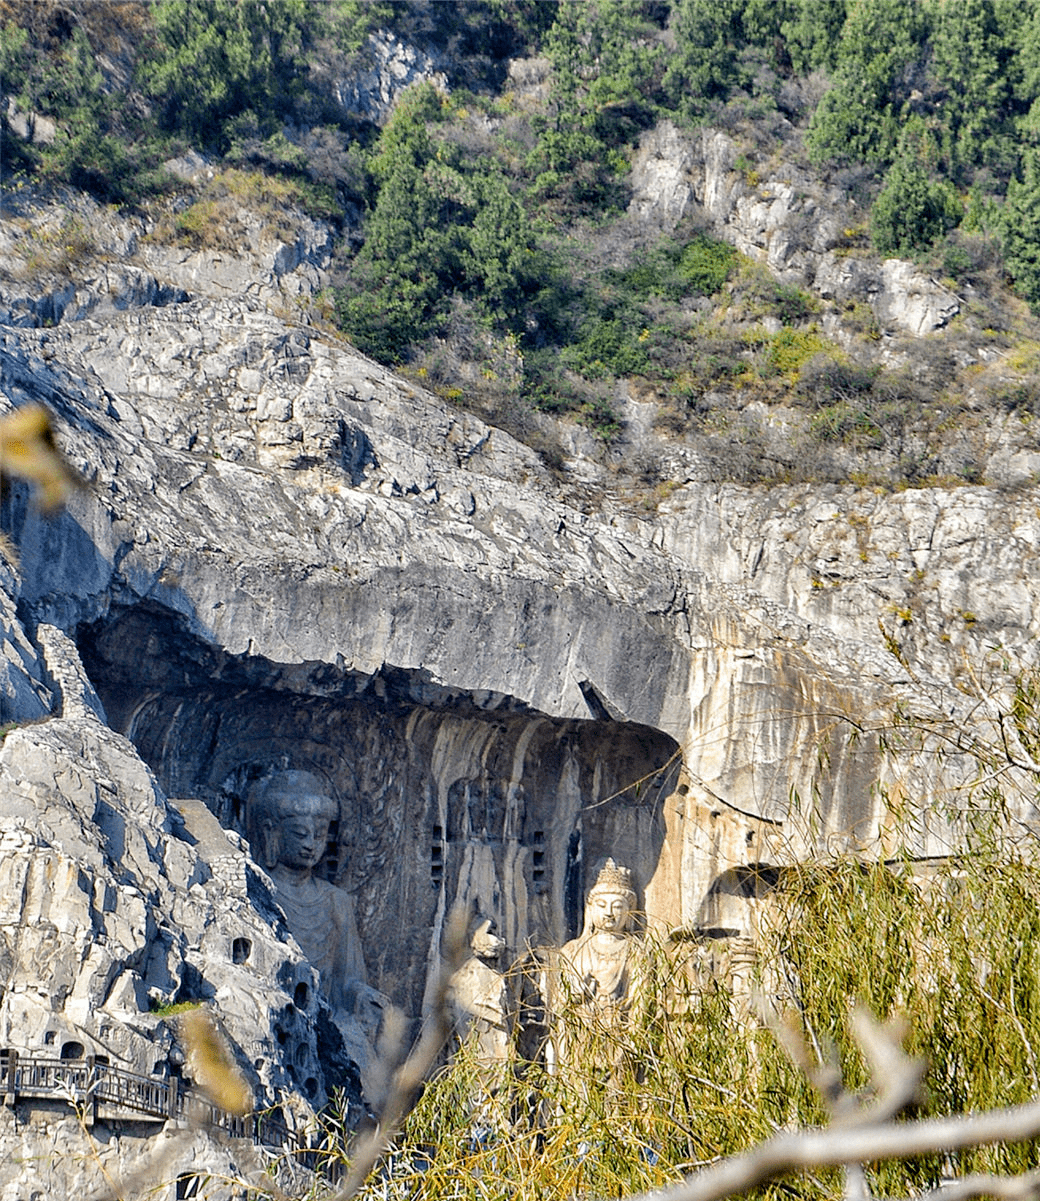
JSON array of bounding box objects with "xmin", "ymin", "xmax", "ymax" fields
[
  {"xmin": 629, "ymin": 121, "xmax": 960, "ymax": 337},
  {"xmin": 654, "ymin": 482, "xmax": 1040, "ymax": 688},
  {"xmin": 0, "ymin": 176, "xmax": 1033, "ymax": 1190}
]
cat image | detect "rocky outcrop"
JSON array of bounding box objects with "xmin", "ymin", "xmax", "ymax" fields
[
  {"xmin": 629, "ymin": 121, "xmax": 960, "ymax": 336},
  {"xmin": 0, "ymin": 559, "xmax": 50, "ymax": 724},
  {"xmin": 0, "ymin": 674, "xmax": 333, "ymax": 1196},
  {"xmin": 815, "ymin": 253, "xmax": 961, "ymax": 337},
  {"xmin": 0, "ymin": 186, "xmax": 1030, "ymax": 1192},
  {"xmin": 0, "ymin": 188, "xmax": 333, "ymax": 328},
  {"xmin": 3, "ymin": 98, "xmax": 56, "ymax": 145},
  {"xmin": 327, "ymin": 30, "xmax": 448, "ymax": 123}
]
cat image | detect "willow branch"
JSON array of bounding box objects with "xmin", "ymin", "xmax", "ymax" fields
[
  {"xmin": 915, "ymin": 1168, "xmax": 1040, "ymax": 1201},
  {"xmin": 327, "ymin": 910, "xmax": 468, "ymax": 1201},
  {"xmin": 625, "ymin": 1100, "xmax": 1040, "ymax": 1201}
]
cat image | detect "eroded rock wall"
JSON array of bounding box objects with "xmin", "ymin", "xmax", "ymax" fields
[
  {"xmin": 629, "ymin": 121, "xmax": 960, "ymax": 337},
  {"xmin": 0, "ymin": 181, "xmax": 1028, "ymax": 1193},
  {"xmin": 0, "ymin": 281, "xmax": 995, "ymax": 933},
  {"xmin": 0, "ymin": 667, "xmax": 334, "ymax": 1197}
]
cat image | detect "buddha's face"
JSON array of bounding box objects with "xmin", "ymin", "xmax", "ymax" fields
[
  {"xmin": 587, "ymin": 889, "xmax": 632, "ymax": 933},
  {"xmin": 277, "ymin": 807, "xmax": 331, "ymax": 872}
]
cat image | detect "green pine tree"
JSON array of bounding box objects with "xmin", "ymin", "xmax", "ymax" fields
[
  {"xmin": 1002, "ymin": 147, "xmax": 1040, "ymax": 313},
  {"xmin": 806, "ymin": 0, "xmax": 924, "ymax": 165},
  {"xmin": 928, "ymin": 0, "xmax": 1013, "ymax": 175},
  {"xmin": 139, "ymin": 0, "xmax": 314, "ymax": 148},
  {"xmin": 871, "ymin": 156, "xmax": 961, "ymax": 256},
  {"xmin": 662, "ymin": 0, "xmax": 746, "ymax": 119}
]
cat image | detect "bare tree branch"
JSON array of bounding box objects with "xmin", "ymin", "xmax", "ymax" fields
[
  {"xmin": 326, "ymin": 909, "xmax": 469, "ymax": 1201},
  {"xmin": 915, "ymin": 1168, "xmax": 1040, "ymax": 1201},
  {"xmin": 624, "ymin": 1100, "xmax": 1040, "ymax": 1201}
]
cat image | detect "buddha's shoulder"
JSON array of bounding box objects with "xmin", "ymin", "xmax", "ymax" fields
[{"xmin": 314, "ymin": 875, "xmax": 356, "ymax": 911}]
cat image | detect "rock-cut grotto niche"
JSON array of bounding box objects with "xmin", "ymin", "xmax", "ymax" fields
[{"xmin": 78, "ymin": 603, "xmax": 682, "ymax": 1022}]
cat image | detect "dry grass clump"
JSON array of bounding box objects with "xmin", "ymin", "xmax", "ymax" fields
[
  {"xmin": 7, "ymin": 215, "xmax": 100, "ymax": 279},
  {"xmin": 145, "ymin": 168, "xmax": 310, "ymax": 252}
]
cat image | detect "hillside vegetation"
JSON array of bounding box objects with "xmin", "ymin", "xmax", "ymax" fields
[{"xmin": 4, "ymin": 0, "xmax": 1040, "ymax": 485}]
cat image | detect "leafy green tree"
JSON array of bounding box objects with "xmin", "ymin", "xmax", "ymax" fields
[
  {"xmin": 5, "ymin": 22, "xmax": 151, "ymax": 204},
  {"xmin": 463, "ymin": 170, "xmax": 541, "ymax": 322},
  {"xmin": 530, "ymin": 1, "xmax": 661, "ymax": 208},
  {"xmin": 739, "ymin": 0, "xmax": 794, "ymax": 48},
  {"xmin": 0, "ymin": 21, "xmax": 30, "ymax": 99},
  {"xmin": 336, "ymin": 84, "xmax": 446, "ymax": 357},
  {"xmin": 779, "ymin": 0, "xmax": 847, "ymax": 74},
  {"xmin": 336, "ymin": 83, "xmax": 542, "ymax": 360},
  {"xmin": 807, "ymin": 0, "xmax": 925, "ymax": 165},
  {"xmin": 483, "ymin": 0, "xmax": 561, "ymax": 50},
  {"xmin": 326, "ymin": 1, "xmax": 396, "ymax": 55},
  {"xmin": 870, "ymin": 156, "xmax": 961, "ymax": 256},
  {"xmin": 139, "ymin": 0, "xmax": 315, "ymax": 148},
  {"xmin": 1002, "ymin": 148, "xmax": 1040, "ymax": 313},
  {"xmin": 1014, "ymin": 4, "xmax": 1040, "ymax": 138},
  {"xmin": 928, "ymin": 0, "xmax": 1013, "ymax": 175},
  {"xmin": 662, "ymin": 0, "xmax": 746, "ymax": 119}
]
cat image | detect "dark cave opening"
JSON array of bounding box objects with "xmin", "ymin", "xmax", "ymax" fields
[{"xmin": 78, "ymin": 601, "xmax": 682, "ymax": 1015}]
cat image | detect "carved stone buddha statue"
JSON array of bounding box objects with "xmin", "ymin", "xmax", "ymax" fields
[
  {"xmin": 544, "ymin": 858, "xmax": 642, "ymax": 1075},
  {"xmin": 250, "ymin": 769, "xmax": 388, "ymax": 1089},
  {"xmin": 558, "ymin": 858, "xmax": 639, "ymax": 1013}
]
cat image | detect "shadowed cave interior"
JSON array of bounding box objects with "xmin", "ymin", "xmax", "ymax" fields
[{"xmin": 77, "ymin": 602, "xmax": 682, "ymax": 1017}]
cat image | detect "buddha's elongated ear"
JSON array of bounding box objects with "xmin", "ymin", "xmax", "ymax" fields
[{"xmin": 258, "ymin": 817, "xmax": 281, "ymax": 870}]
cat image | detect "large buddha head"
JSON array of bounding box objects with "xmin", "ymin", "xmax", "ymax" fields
[{"xmin": 250, "ymin": 769, "xmax": 338, "ymax": 874}]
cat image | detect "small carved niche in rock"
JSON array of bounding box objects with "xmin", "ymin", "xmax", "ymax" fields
[
  {"xmin": 176, "ymin": 1172, "xmax": 203, "ymax": 1200},
  {"xmin": 431, "ymin": 825, "xmax": 444, "ymax": 886},
  {"xmin": 232, "ymin": 937, "xmax": 252, "ymax": 964},
  {"xmin": 293, "ymin": 981, "xmax": 309, "ymax": 1011},
  {"xmin": 533, "ymin": 830, "xmax": 546, "ymax": 893},
  {"xmin": 60, "ymin": 1041, "xmax": 85, "ymax": 1060}
]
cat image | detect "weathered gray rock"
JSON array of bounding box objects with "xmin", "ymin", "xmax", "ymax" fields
[
  {"xmin": 0, "ymin": 1114, "xmax": 291, "ymax": 1201},
  {"xmin": 814, "ymin": 252, "xmax": 960, "ymax": 337},
  {"xmin": 652, "ymin": 480, "xmax": 1040, "ymax": 687},
  {"xmin": 0, "ymin": 558, "xmax": 51, "ymax": 725},
  {"xmin": 628, "ymin": 120, "xmax": 700, "ymax": 228},
  {"xmin": 628, "ymin": 122, "xmax": 959, "ymax": 336},
  {"xmin": 3, "ymin": 97, "xmax": 56, "ymax": 145},
  {"xmin": 0, "ymin": 188, "xmax": 332, "ymax": 330},
  {"xmin": 327, "ymin": 29, "xmax": 448, "ymax": 123},
  {"xmin": 0, "ymin": 693, "xmax": 330, "ymax": 1091}
]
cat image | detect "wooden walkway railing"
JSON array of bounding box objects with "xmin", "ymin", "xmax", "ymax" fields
[{"xmin": 0, "ymin": 1049, "xmax": 302, "ymax": 1153}]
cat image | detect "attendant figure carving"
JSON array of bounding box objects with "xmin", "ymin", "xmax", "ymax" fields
[
  {"xmin": 250, "ymin": 769, "xmax": 389, "ymax": 1092},
  {"xmin": 448, "ymin": 912, "xmax": 516, "ymax": 1067}
]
